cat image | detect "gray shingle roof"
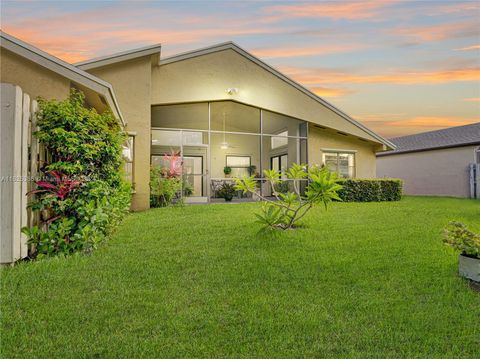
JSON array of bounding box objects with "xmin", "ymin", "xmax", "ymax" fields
[{"xmin": 377, "ymin": 122, "xmax": 480, "ymax": 156}]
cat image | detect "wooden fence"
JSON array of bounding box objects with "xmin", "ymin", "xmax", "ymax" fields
[
  {"xmin": 469, "ymin": 163, "xmax": 480, "ymax": 199},
  {"xmin": 1, "ymin": 83, "xmax": 45, "ymax": 265}
]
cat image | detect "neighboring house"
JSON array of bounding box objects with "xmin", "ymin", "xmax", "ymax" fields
[
  {"xmin": 377, "ymin": 123, "xmax": 480, "ymax": 198},
  {"xmin": 1, "ymin": 31, "xmax": 395, "ymax": 211}
]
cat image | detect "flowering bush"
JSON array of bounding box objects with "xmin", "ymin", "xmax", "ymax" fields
[
  {"xmin": 22, "ymin": 90, "xmax": 131, "ymax": 258},
  {"xmin": 150, "ymin": 150, "xmax": 187, "ymax": 207}
]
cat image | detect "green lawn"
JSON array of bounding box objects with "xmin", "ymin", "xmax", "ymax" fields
[{"xmin": 1, "ymin": 197, "xmax": 479, "ymax": 358}]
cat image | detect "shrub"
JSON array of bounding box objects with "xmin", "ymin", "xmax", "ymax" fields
[
  {"xmin": 150, "ymin": 151, "xmax": 187, "ymax": 207},
  {"xmin": 22, "ymin": 90, "xmax": 131, "ymax": 258},
  {"xmin": 150, "ymin": 167, "xmax": 182, "ymax": 207},
  {"xmin": 235, "ymin": 164, "xmax": 342, "ymax": 231},
  {"xmin": 443, "ymin": 222, "xmax": 480, "ymax": 259},
  {"xmin": 337, "ymin": 178, "xmax": 402, "ymax": 202}
]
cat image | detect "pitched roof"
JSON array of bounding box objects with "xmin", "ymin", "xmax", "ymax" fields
[
  {"xmin": 377, "ymin": 122, "xmax": 480, "ymax": 156},
  {"xmin": 0, "ymin": 31, "xmax": 125, "ymax": 126},
  {"xmin": 159, "ymin": 42, "xmax": 395, "ymax": 150},
  {"xmin": 75, "ymin": 44, "xmax": 162, "ymax": 70}
]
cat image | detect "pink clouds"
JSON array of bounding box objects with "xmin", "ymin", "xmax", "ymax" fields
[
  {"xmin": 356, "ymin": 114, "xmax": 479, "ymax": 137},
  {"xmin": 455, "ymin": 45, "xmax": 480, "ymax": 51},
  {"xmin": 251, "ymin": 44, "xmax": 367, "ymax": 59},
  {"xmin": 391, "ymin": 21, "xmax": 479, "ymax": 42},
  {"xmin": 265, "ymin": 1, "xmax": 397, "ymax": 21},
  {"xmin": 281, "ymin": 66, "xmax": 480, "ymax": 85}
]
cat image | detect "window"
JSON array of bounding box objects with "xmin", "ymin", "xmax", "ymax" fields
[
  {"xmin": 322, "ymin": 152, "xmax": 355, "ymax": 178},
  {"xmin": 226, "ymin": 155, "xmax": 251, "ymax": 178},
  {"xmin": 476, "ymin": 146, "xmax": 480, "ymax": 164},
  {"xmin": 271, "ymin": 154, "xmax": 288, "ymax": 178},
  {"xmin": 271, "ymin": 130, "xmax": 288, "ymax": 149}
]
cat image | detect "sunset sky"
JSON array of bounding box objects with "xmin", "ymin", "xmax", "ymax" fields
[{"xmin": 2, "ymin": 0, "xmax": 479, "ymax": 138}]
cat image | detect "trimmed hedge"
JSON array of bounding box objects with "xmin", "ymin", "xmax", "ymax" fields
[{"xmin": 337, "ymin": 178, "xmax": 403, "ymax": 202}]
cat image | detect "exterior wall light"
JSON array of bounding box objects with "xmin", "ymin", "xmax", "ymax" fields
[{"xmin": 225, "ymin": 88, "xmax": 238, "ymax": 95}]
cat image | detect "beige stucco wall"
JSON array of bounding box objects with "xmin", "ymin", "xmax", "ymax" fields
[
  {"xmin": 88, "ymin": 58, "xmax": 152, "ymax": 211},
  {"xmin": 152, "ymin": 49, "xmax": 383, "ymax": 145},
  {"xmin": 377, "ymin": 145, "xmax": 478, "ymax": 198},
  {"xmin": 308, "ymin": 125, "xmax": 377, "ymax": 178},
  {"xmin": 0, "ymin": 49, "xmax": 70, "ymax": 100}
]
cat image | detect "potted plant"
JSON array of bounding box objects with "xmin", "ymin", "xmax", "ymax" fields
[
  {"xmin": 443, "ymin": 222, "xmax": 480, "ymax": 282},
  {"xmin": 218, "ymin": 182, "xmax": 236, "ymax": 202},
  {"xmin": 247, "ymin": 165, "xmax": 257, "ymax": 176},
  {"xmin": 223, "ymin": 166, "xmax": 232, "ymax": 178}
]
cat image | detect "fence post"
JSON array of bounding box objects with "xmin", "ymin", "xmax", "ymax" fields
[
  {"xmin": 476, "ymin": 164, "xmax": 480, "ymax": 200},
  {"xmin": 0, "ymin": 84, "xmax": 23, "ymax": 264},
  {"xmin": 469, "ymin": 164, "xmax": 475, "ymax": 199}
]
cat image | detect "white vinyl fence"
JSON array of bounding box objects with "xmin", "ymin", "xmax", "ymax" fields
[{"xmin": 1, "ymin": 83, "xmax": 44, "ymax": 264}]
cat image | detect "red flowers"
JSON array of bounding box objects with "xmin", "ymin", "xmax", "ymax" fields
[
  {"xmin": 162, "ymin": 150, "xmax": 183, "ymax": 178},
  {"xmin": 28, "ymin": 171, "xmax": 80, "ymax": 200}
]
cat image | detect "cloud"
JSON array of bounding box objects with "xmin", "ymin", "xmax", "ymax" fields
[
  {"xmin": 391, "ymin": 21, "xmax": 479, "ymax": 42},
  {"xmin": 264, "ymin": 1, "xmax": 397, "ymax": 21},
  {"xmin": 280, "ymin": 66, "xmax": 480, "ymax": 85},
  {"xmin": 251, "ymin": 44, "xmax": 366, "ymax": 59},
  {"xmin": 455, "ymin": 44, "xmax": 480, "ymax": 51},
  {"xmin": 463, "ymin": 97, "xmax": 480, "ymax": 102},
  {"xmin": 309, "ymin": 86, "xmax": 354, "ymax": 98},
  {"xmin": 356, "ymin": 114, "xmax": 479, "ymax": 137}
]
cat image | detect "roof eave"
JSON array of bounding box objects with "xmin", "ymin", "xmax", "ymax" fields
[
  {"xmin": 75, "ymin": 44, "xmax": 162, "ymax": 70},
  {"xmin": 0, "ymin": 31, "xmax": 125, "ymax": 127},
  {"xmin": 377, "ymin": 141, "xmax": 480, "ymax": 157}
]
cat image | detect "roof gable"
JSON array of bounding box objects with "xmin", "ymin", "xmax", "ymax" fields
[{"xmin": 160, "ymin": 42, "xmax": 394, "ymax": 150}]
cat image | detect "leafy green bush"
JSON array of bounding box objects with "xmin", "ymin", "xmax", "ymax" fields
[
  {"xmin": 337, "ymin": 178, "xmax": 403, "ymax": 202},
  {"xmin": 235, "ymin": 164, "xmax": 342, "ymax": 231},
  {"xmin": 443, "ymin": 222, "xmax": 480, "ymax": 259},
  {"xmin": 22, "ymin": 90, "xmax": 131, "ymax": 258},
  {"xmin": 150, "ymin": 166, "xmax": 182, "ymax": 207}
]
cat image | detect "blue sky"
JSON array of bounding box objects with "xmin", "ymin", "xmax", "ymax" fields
[{"xmin": 2, "ymin": 0, "xmax": 479, "ymax": 137}]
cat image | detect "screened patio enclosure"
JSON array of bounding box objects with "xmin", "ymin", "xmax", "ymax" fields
[{"xmin": 151, "ymin": 101, "xmax": 308, "ymax": 202}]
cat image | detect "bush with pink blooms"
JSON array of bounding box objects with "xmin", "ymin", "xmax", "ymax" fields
[{"xmin": 150, "ymin": 150, "xmax": 191, "ymax": 207}]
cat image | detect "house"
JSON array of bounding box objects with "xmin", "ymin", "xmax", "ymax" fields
[
  {"xmin": 1, "ymin": 31, "xmax": 395, "ymax": 211},
  {"xmin": 377, "ymin": 123, "xmax": 480, "ymax": 198},
  {"xmin": 76, "ymin": 42, "xmax": 394, "ymax": 210}
]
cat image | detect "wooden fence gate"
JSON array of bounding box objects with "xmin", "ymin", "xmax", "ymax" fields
[
  {"xmin": 1, "ymin": 83, "xmax": 44, "ymax": 265},
  {"xmin": 469, "ymin": 163, "xmax": 480, "ymax": 199}
]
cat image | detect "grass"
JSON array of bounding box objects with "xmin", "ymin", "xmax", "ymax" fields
[{"xmin": 1, "ymin": 197, "xmax": 479, "ymax": 358}]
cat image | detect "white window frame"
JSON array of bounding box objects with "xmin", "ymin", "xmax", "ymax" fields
[{"xmin": 322, "ymin": 150, "xmax": 356, "ymax": 178}]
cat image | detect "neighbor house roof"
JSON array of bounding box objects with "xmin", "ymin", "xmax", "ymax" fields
[
  {"xmin": 75, "ymin": 43, "xmax": 162, "ymax": 70},
  {"xmin": 158, "ymin": 41, "xmax": 395, "ymax": 150},
  {"xmin": 0, "ymin": 31, "xmax": 125, "ymax": 126},
  {"xmin": 377, "ymin": 122, "xmax": 480, "ymax": 156}
]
